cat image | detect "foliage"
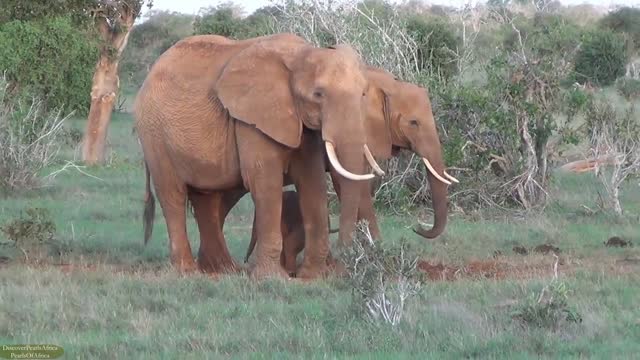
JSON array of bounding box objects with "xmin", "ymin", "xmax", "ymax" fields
[
  {"xmin": 193, "ymin": 3, "xmax": 275, "ymax": 39},
  {"xmin": 0, "ymin": 16, "xmax": 98, "ymax": 113},
  {"xmin": 512, "ymin": 280, "xmax": 582, "ymax": 330},
  {"xmin": 377, "ymin": 14, "xmax": 588, "ymax": 211},
  {"xmin": 0, "ymin": 76, "xmax": 69, "ymax": 193},
  {"xmin": 574, "ymin": 29, "xmax": 627, "ymax": 86},
  {"xmin": 193, "ymin": 4, "xmax": 247, "ymax": 38},
  {"xmin": 586, "ymin": 100, "xmax": 640, "ymax": 216},
  {"xmin": 615, "ymin": 77, "xmax": 640, "ymax": 100},
  {"xmin": 120, "ymin": 11, "xmax": 193, "ymax": 88},
  {"xmin": 405, "ymin": 15, "xmax": 460, "ymax": 81},
  {"xmin": 600, "ymin": 7, "xmax": 640, "ymax": 52},
  {"xmin": 341, "ymin": 221, "xmax": 420, "ymax": 326},
  {"xmin": 0, "ymin": 207, "xmax": 58, "ymax": 262}
]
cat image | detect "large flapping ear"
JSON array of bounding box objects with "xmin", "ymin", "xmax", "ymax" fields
[
  {"xmin": 364, "ymin": 68, "xmax": 397, "ymax": 159},
  {"xmin": 216, "ymin": 40, "xmax": 304, "ymax": 148}
]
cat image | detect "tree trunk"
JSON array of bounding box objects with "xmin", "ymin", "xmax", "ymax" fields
[
  {"xmin": 81, "ymin": 10, "xmax": 135, "ymax": 165},
  {"xmin": 82, "ymin": 55, "xmax": 120, "ymax": 164}
]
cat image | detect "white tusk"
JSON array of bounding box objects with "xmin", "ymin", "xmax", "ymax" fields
[
  {"xmin": 325, "ymin": 142, "xmax": 375, "ymax": 181},
  {"xmin": 443, "ymin": 170, "xmax": 459, "ymax": 183},
  {"xmin": 422, "ymin": 158, "xmax": 452, "ymax": 185},
  {"xmin": 363, "ymin": 144, "xmax": 385, "ymax": 176}
]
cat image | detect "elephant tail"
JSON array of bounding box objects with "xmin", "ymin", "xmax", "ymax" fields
[
  {"xmin": 143, "ymin": 161, "xmax": 156, "ymax": 246},
  {"xmin": 244, "ymin": 219, "xmax": 258, "ymax": 263}
]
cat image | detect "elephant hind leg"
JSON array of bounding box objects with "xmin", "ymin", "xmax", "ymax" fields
[
  {"xmin": 188, "ymin": 190, "xmax": 240, "ymax": 274},
  {"xmin": 153, "ymin": 176, "xmax": 197, "ymax": 273}
]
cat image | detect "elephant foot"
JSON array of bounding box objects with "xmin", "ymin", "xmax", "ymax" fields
[
  {"xmin": 197, "ymin": 253, "xmax": 240, "ymax": 274},
  {"xmin": 172, "ymin": 257, "xmax": 198, "ymax": 274},
  {"xmin": 323, "ymin": 251, "xmax": 347, "ymax": 278},
  {"xmin": 296, "ymin": 261, "xmax": 329, "ymax": 280},
  {"xmin": 250, "ymin": 260, "xmax": 289, "ymax": 280}
]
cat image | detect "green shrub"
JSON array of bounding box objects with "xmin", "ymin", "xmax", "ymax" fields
[
  {"xmin": 574, "ymin": 30, "xmax": 627, "ymax": 86},
  {"xmin": 512, "ymin": 280, "xmax": 582, "ymax": 330},
  {"xmin": 0, "ymin": 16, "xmax": 98, "ymax": 114},
  {"xmin": 405, "ymin": 16, "xmax": 459, "ymax": 81},
  {"xmin": 0, "ymin": 208, "xmax": 59, "ymax": 263},
  {"xmin": 615, "ymin": 77, "xmax": 640, "ymax": 100},
  {"xmin": 600, "ymin": 7, "xmax": 640, "ymax": 52}
]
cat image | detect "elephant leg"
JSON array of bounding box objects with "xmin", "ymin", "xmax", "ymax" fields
[
  {"xmin": 329, "ymin": 169, "xmax": 379, "ymax": 243},
  {"xmin": 188, "ymin": 190, "xmax": 239, "ymax": 274},
  {"xmin": 288, "ymin": 135, "xmax": 330, "ymax": 279},
  {"xmin": 236, "ymin": 122, "xmax": 288, "ymax": 279},
  {"xmin": 356, "ymin": 181, "xmax": 381, "ymax": 240},
  {"xmin": 153, "ymin": 177, "xmax": 196, "ymax": 273}
]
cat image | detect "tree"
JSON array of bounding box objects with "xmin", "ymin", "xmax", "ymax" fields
[{"xmin": 82, "ymin": 1, "xmax": 153, "ymax": 165}]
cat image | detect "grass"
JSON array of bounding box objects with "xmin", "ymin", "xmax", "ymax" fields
[{"xmin": 0, "ymin": 112, "xmax": 639, "ymax": 358}]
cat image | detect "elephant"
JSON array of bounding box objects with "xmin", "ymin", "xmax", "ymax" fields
[
  {"xmin": 243, "ymin": 190, "xmax": 338, "ymax": 276},
  {"xmin": 235, "ymin": 66, "xmax": 459, "ymax": 275},
  {"xmin": 134, "ymin": 33, "xmax": 383, "ymax": 279}
]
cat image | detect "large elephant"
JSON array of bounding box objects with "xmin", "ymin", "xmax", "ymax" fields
[
  {"xmin": 135, "ymin": 33, "xmax": 381, "ymax": 279},
  {"xmin": 229, "ymin": 67, "xmax": 458, "ymax": 274}
]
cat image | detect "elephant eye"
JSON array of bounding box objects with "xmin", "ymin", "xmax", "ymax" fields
[
  {"xmin": 409, "ymin": 119, "xmax": 419, "ymax": 127},
  {"xmin": 313, "ymin": 88, "xmax": 325, "ymax": 99}
]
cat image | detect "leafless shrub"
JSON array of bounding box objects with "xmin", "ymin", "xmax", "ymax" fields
[
  {"xmin": 0, "ymin": 75, "xmax": 70, "ymax": 193},
  {"xmin": 587, "ymin": 101, "xmax": 640, "ymax": 216},
  {"xmin": 272, "ymin": 0, "xmax": 420, "ymax": 81},
  {"xmin": 341, "ymin": 221, "xmax": 421, "ymax": 326}
]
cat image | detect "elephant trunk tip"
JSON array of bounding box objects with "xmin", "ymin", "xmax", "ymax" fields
[{"xmin": 412, "ymin": 225, "xmax": 442, "ymax": 239}]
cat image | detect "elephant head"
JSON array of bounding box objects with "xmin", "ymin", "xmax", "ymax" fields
[
  {"xmin": 216, "ymin": 35, "xmax": 380, "ymax": 180},
  {"xmin": 364, "ymin": 67, "xmax": 458, "ymax": 239}
]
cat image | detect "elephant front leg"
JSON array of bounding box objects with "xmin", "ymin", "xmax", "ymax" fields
[
  {"xmin": 288, "ymin": 135, "xmax": 331, "ymax": 279},
  {"xmin": 236, "ymin": 122, "xmax": 289, "ymax": 280}
]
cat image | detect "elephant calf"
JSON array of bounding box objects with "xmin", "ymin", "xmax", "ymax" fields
[{"xmin": 244, "ymin": 190, "xmax": 337, "ymax": 276}]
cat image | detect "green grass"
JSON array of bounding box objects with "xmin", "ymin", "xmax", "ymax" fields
[{"xmin": 1, "ymin": 112, "xmax": 639, "ymax": 358}]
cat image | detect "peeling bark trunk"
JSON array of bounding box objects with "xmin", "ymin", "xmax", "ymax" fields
[{"xmin": 82, "ymin": 9, "xmax": 135, "ymax": 165}]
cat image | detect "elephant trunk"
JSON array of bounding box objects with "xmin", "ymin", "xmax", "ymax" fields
[
  {"xmin": 413, "ymin": 170, "xmax": 448, "ymax": 239},
  {"xmin": 413, "ymin": 146, "xmax": 450, "ymax": 239}
]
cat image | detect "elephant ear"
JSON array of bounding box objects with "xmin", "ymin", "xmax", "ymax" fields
[
  {"xmin": 365, "ymin": 69, "xmax": 397, "ymax": 159},
  {"xmin": 216, "ymin": 41, "xmax": 303, "ymax": 148}
]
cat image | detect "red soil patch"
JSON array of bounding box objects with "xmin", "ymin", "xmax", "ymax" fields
[{"xmin": 417, "ymin": 259, "xmax": 564, "ymax": 282}]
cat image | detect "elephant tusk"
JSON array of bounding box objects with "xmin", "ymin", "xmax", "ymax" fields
[
  {"xmin": 325, "ymin": 142, "xmax": 375, "ymax": 181},
  {"xmin": 422, "ymin": 158, "xmax": 452, "ymax": 185},
  {"xmin": 363, "ymin": 144, "xmax": 385, "ymax": 176},
  {"xmin": 443, "ymin": 170, "xmax": 459, "ymax": 183}
]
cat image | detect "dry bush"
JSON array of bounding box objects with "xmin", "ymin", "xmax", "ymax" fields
[
  {"xmin": 341, "ymin": 221, "xmax": 421, "ymax": 326},
  {"xmin": 0, "ymin": 75, "xmax": 70, "ymax": 193},
  {"xmin": 272, "ymin": 0, "xmax": 420, "ymax": 82},
  {"xmin": 587, "ymin": 100, "xmax": 640, "ymax": 216}
]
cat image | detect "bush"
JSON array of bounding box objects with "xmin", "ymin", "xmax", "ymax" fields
[
  {"xmin": 615, "ymin": 77, "xmax": 640, "ymax": 100},
  {"xmin": 405, "ymin": 16, "xmax": 459, "ymax": 81},
  {"xmin": 0, "ymin": 16, "xmax": 97, "ymax": 114},
  {"xmin": 512, "ymin": 280, "xmax": 582, "ymax": 330},
  {"xmin": 0, "ymin": 207, "xmax": 60, "ymax": 263},
  {"xmin": 0, "ymin": 76, "xmax": 69, "ymax": 193},
  {"xmin": 574, "ymin": 30, "xmax": 627, "ymax": 86},
  {"xmin": 341, "ymin": 222, "xmax": 421, "ymax": 326},
  {"xmin": 600, "ymin": 7, "xmax": 640, "ymax": 52}
]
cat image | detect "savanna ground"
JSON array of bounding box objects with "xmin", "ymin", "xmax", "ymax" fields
[{"xmin": 0, "ymin": 105, "xmax": 639, "ymax": 359}]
